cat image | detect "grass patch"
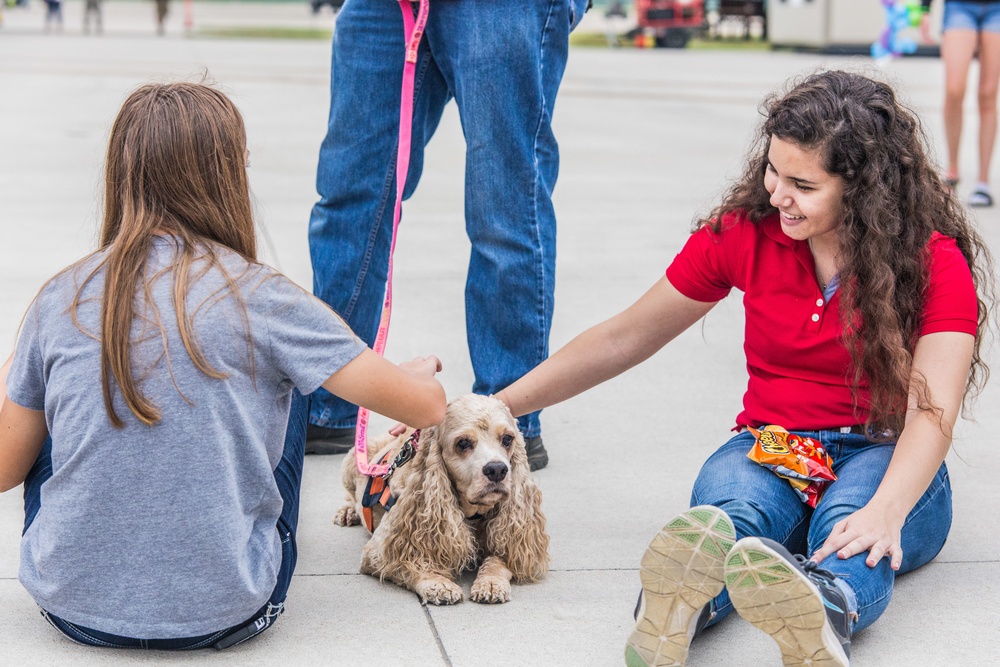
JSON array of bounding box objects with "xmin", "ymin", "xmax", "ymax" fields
[
  {"xmin": 570, "ymin": 31, "xmax": 770, "ymax": 51},
  {"xmin": 688, "ymin": 38, "xmax": 770, "ymax": 51},
  {"xmin": 570, "ymin": 31, "xmax": 618, "ymax": 48},
  {"xmin": 192, "ymin": 26, "xmax": 333, "ymax": 40}
]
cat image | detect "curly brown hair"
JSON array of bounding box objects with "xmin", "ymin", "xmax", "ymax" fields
[{"xmin": 701, "ymin": 70, "xmax": 995, "ymax": 436}]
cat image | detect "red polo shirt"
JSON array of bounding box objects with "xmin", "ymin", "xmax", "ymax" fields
[{"xmin": 666, "ymin": 211, "xmax": 978, "ymax": 430}]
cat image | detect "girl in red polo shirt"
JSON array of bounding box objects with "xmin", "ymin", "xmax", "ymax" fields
[{"xmin": 498, "ymin": 70, "xmax": 995, "ymax": 667}]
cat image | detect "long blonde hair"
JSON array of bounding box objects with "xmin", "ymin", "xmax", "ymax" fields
[{"xmin": 81, "ymin": 82, "xmax": 258, "ymax": 427}]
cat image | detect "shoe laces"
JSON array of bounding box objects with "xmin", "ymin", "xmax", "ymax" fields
[
  {"xmin": 794, "ymin": 554, "xmax": 838, "ymax": 588},
  {"xmin": 795, "ymin": 554, "xmax": 858, "ymax": 626}
]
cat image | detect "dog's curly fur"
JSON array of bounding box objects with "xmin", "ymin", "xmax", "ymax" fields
[{"xmin": 335, "ymin": 394, "xmax": 549, "ymax": 605}]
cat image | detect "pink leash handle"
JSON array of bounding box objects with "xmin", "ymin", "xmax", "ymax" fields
[{"xmin": 354, "ymin": 0, "xmax": 430, "ymax": 477}]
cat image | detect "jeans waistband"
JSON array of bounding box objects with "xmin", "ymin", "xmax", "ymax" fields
[{"xmin": 741, "ymin": 425, "xmax": 866, "ymax": 435}]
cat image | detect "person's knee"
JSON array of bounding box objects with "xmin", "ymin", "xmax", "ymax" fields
[
  {"xmin": 806, "ymin": 496, "xmax": 864, "ymax": 546},
  {"xmin": 945, "ymin": 82, "xmax": 968, "ymax": 104},
  {"xmin": 978, "ymin": 87, "xmax": 999, "ymax": 111}
]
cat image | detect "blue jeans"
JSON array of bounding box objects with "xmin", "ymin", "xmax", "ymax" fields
[
  {"xmin": 307, "ymin": 0, "xmax": 589, "ymax": 439},
  {"xmin": 22, "ymin": 390, "xmax": 309, "ymax": 650},
  {"xmin": 691, "ymin": 430, "xmax": 952, "ymax": 633},
  {"xmin": 943, "ymin": 1, "xmax": 1000, "ymax": 33}
]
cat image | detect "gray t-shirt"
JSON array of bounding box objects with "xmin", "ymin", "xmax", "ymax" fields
[{"xmin": 7, "ymin": 236, "xmax": 366, "ymax": 638}]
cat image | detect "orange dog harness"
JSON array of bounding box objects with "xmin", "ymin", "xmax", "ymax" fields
[
  {"xmin": 361, "ymin": 451, "xmax": 397, "ymax": 532},
  {"xmin": 360, "ymin": 429, "xmax": 421, "ymax": 532}
]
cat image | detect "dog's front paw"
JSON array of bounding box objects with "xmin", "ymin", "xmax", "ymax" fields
[
  {"xmin": 333, "ymin": 504, "xmax": 361, "ymax": 527},
  {"xmin": 470, "ymin": 576, "xmax": 511, "ymax": 604},
  {"xmin": 415, "ymin": 577, "xmax": 464, "ymax": 605}
]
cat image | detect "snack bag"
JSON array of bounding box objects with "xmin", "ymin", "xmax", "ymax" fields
[{"xmin": 746, "ymin": 425, "xmax": 837, "ymax": 508}]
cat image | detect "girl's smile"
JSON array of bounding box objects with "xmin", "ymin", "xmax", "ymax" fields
[{"xmin": 764, "ymin": 135, "xmax": 845, "ymax": 252}]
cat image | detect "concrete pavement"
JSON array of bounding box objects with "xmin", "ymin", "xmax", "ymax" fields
[{"xmin": 1, "ymin": 3, "xmax": 998, "ymax": 665}]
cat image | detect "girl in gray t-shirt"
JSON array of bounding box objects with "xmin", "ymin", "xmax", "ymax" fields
[{"xmin": 0, "ymin": 82, "xmax": 446, "ymax": 648}]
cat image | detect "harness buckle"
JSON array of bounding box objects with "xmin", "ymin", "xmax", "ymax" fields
[{"xmin": 382, "ymin": 429, "xmax": 420, "ymax": 480}]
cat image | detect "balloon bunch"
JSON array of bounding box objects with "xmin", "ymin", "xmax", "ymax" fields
[{"xmin": 872, "ymin": 0, "xmax": 927, "ymax": 62}]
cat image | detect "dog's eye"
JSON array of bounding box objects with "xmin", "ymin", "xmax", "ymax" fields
[
  {"xmin": 501, "ymin": 434, "xmax": 513, "ymax": 449},
  {"xmin": 455, "ymin": 438, "xmax": 473, "ymax": 452}
]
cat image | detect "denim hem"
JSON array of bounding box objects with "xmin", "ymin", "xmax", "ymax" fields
[
  {"xmin": 854, "ymin": 584, "xmax": 892, "ymax": 634},
  {"xmin": 309, "ymin": 416, "xmax": 357, "ymax": 430}
]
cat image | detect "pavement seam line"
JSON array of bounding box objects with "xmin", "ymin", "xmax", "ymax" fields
[{"xmin": 421, "ymin": 602, "xmax": 454, "ymax": 667}]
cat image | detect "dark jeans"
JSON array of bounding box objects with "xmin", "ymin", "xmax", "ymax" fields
[{"xmin": 22, "ymin": 390, "xmax": 309, "ymax": 650}]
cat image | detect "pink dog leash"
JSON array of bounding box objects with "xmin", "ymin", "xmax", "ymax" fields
[{"xmin": 353, "ymin": 0, "xmax": 430, "ymax": 477}]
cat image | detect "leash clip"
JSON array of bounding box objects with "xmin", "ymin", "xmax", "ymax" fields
[{"xmin": 382, "ymin": 429, "xmax": 420, "ymax": 480}]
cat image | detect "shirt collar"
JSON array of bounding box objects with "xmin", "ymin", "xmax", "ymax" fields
[
  {"xmin": 759, "ymin": 211, "xmax": 824, "ymax": 279},
  {"xmin": 760, "ymin": 212, "xmax": 796, "ymax": 247}
]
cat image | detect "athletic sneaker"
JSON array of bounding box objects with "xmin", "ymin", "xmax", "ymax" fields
[
  {"xmin": 725, "ymin": 537, "xmax": 855, "ymax": 667},
  {"xmin": 968, "ymin": 186, "xmax": 994, "ymax": 208},
  {"xmin": 625, "ymin": 506, "xmax": 736, "ymax": 667}
]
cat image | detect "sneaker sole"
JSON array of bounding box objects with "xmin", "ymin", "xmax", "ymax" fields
[
  {"xmin": 725, "ymin": 537, "xmax": 849, "ymax": 667},
  {"xmin": 625, "ymin": 506, "xmax": 735, "ymax": 667}
]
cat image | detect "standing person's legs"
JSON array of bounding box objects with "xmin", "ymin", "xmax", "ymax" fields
[
  {"xmin": 426, "ymin": 0, "xmax": 587, "ymax": 451},
  {"xmin": 155, "ymin": 0, "xmax": 168, "ymax": 35},
  {"xmin": 941, "ymin": 5, "xmax": 979, "ymax": 183},
  {"xmin": 806, "ymin": 438, "xmax": 952, "ymax": 633},
  {"xmin": 973, "ymin": 16, "xmax": 1000, "ymax": 195},
  {"xmin": 307, "ymin": 0, "xmax": 450, "ymax": 443}
]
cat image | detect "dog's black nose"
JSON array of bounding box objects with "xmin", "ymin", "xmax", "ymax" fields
[{"xmin": 483, "ymin": 461, "xmax": 508, "ymax": 482}]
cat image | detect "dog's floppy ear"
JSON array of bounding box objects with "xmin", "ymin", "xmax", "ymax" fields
[
  {"xmin": 370, "ymin": 425, "xmax": 476, "ymax": 581},
  {"xmin": 485, "ymin": 431, "xmax": 549, "ymax": 582}
]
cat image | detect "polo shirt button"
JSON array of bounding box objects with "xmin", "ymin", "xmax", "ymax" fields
[
  {"xmin": 816, "ymin": 298, "xmax": 824, "ymax": 307},
  {"xmin": 811, "ymin": 313, "xmax": 820, "ymax": 322}
]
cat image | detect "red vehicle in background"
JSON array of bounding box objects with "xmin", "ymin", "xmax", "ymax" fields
[{"xmin": 635, "ymin": 0, "xmax": 705, "ymax": 48}]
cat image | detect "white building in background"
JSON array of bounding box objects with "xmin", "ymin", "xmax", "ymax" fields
[{"xmin": 769, "ymin": 0, "xmax": 943, "ymax": 51}]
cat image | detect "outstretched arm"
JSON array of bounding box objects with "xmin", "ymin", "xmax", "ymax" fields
[
  {"xmin": 322, "ymin": 351, "xmax": 447, "ymax": 429},
  {"xmin": 498, "ymin": 276, "xmax": 718, "ymax": 418},
  {"xmin": 810, "ymin": 331, "xmax": 974, "ymax": 569}
]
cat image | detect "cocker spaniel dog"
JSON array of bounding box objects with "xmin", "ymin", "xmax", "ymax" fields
[{"xmin": 334, "ymin": 394, "xmax": 549, "ymax": 605}]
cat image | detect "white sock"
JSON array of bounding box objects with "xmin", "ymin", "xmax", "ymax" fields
[{"xmin": 975, "ymin": 181, "xmax": 991, "ymax": 193}]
